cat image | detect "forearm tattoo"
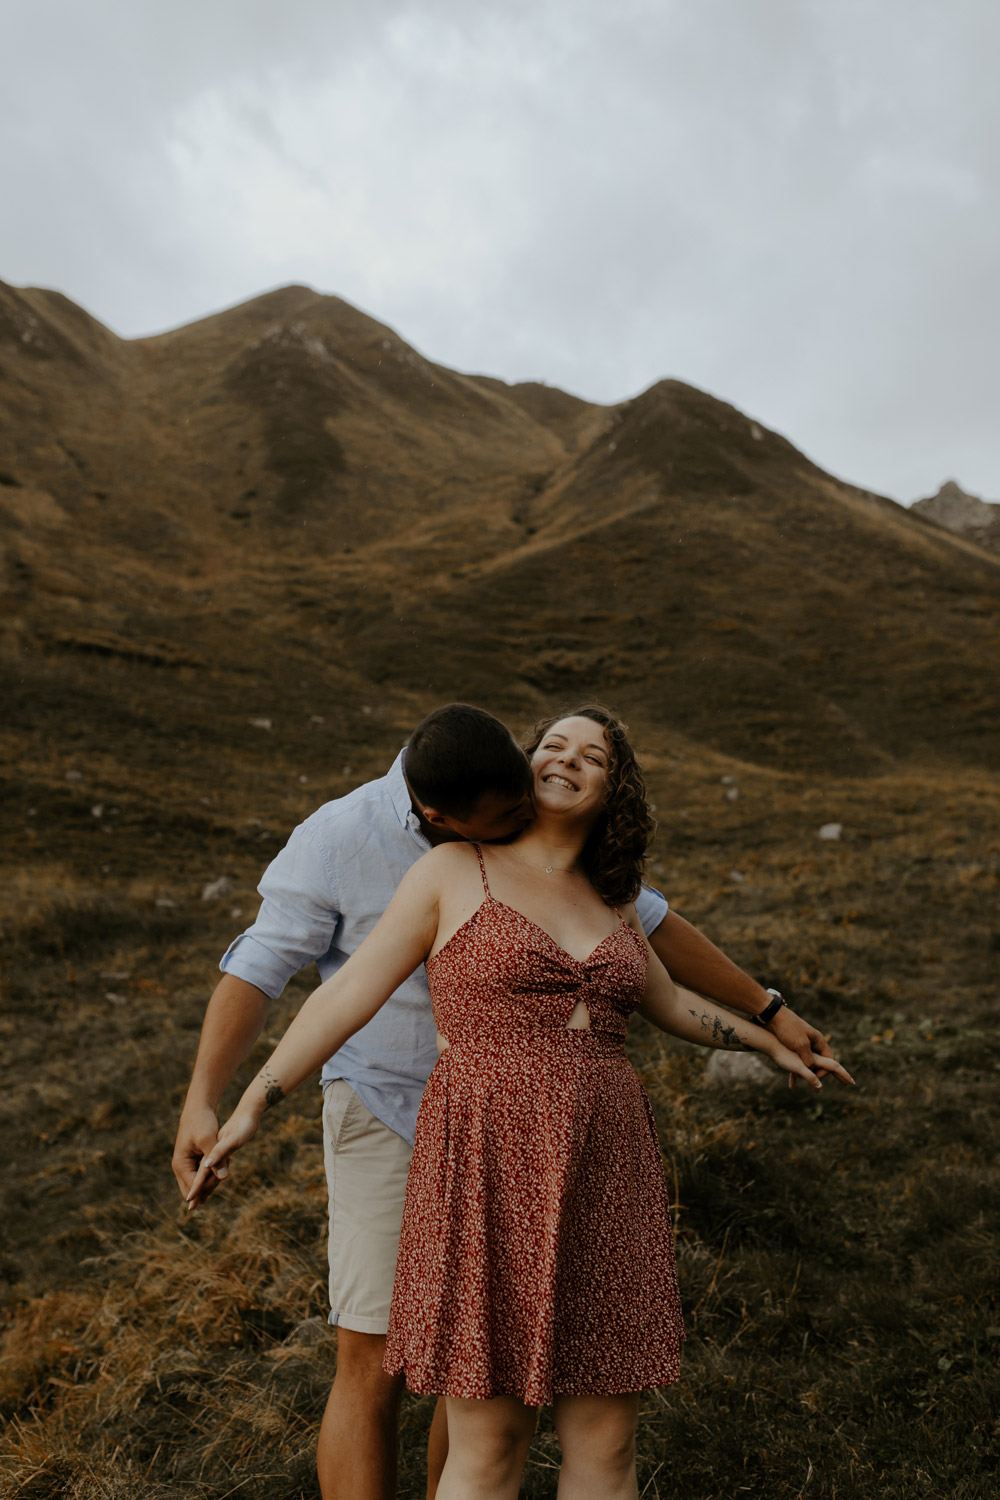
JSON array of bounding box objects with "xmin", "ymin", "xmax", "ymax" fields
[
  {"xmin": 689, "ymin": 1008, "xmax": 750, "ymax": 1050},
  {"xmin": 260, "ymin": 1064, "xmax": 285, "ymax": 1110}
]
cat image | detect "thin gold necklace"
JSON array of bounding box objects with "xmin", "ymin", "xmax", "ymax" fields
[{"xmin": 507, "ymin": 845, "xmax": 576, "ymax": 876}]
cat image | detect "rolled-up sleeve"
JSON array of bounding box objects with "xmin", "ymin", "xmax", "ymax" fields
[
  {"xmin": 220, "ymin": 821, "xmax": 340, "ymax": 999},
  {"xmin": 636, "ymin": 882, "xmax": 669, "ymax": 937}
]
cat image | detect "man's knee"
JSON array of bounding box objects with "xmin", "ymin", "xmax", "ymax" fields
[{"xmin": 333, "ymin": 1328, "xmax": 401, "ymax": 1401}]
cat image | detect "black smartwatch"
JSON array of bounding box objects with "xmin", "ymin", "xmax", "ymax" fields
[{"xmin": 751, "ymin": 988, "xmax": 785, "ymax": 1027}]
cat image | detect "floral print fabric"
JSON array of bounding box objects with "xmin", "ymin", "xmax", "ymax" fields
[{"xmin": 382, "ymin": 849, "xmax": 684, "ymax": 1404}]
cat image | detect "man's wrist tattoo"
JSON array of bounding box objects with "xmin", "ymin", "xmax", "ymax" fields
[
  {"xmin": 260, "ymin": 1064, "xmax": 285, "ymax": 1110},
  {"xmin": 689, "ymin": 1008, "xmax": 750, "ymax": 1051}
]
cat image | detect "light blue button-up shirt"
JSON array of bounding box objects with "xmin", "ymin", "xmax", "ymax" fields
[{"xmin": 221, "ymin": 751, "xmax": 669, "ymax": 1145}]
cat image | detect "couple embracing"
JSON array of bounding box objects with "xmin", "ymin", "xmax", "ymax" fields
[{"xmin": 174, "ymin": 702, "xmax": 851, "ymax": 1499}]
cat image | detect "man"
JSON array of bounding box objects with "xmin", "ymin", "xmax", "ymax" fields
[{"xmin": 173, "ymin": 702, "xmax": 835, "ymax": 1500}]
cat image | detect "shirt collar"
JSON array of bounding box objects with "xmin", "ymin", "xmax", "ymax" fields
[{"xmin": 386, "ymin": 749, "xmax": 431, "ymax": 848}]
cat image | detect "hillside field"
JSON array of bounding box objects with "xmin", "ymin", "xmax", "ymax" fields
[{"xmin": 1, "ymin": 282, "xmax": 998, "ymax": 1498}]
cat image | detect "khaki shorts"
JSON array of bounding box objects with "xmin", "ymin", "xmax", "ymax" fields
[{"xmin": 322, "ymin": 1079, "xmax": 413, "ymax": 1335}]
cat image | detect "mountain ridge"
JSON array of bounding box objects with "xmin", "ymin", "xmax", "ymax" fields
[{"xmin": 1, "ymin": 279, "xmax": 998, "ymax": 782}]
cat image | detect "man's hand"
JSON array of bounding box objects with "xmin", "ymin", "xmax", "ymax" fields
[
  {"xmin": 170, "ymin": 975, "xmax": 271, "ymax": 1203},
  {"xmin": 186, "ymin": 1098, "xmax": 262, "ymax": 1211},
  {"xmin": 769, "ymin": 1005, "xmax": 854, "ymax": 1087},
  {"xmin": 172, "ymin": 1101, "xmax": 230, "ymax": 1202}
]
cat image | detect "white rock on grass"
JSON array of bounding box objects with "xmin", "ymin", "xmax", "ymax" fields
[
  {"xmin": 202, "ymin": 876, "xmax": 233, "ymax": 901},
  {"xmin": 819, "ymin": 823, "xmax": 843, "ymax": 841},
  {"xmin": 248, "ymin": 716, "xmax": 272, "ymax": 730},
  {"xmin": 704, "ymin": 1051, "xmax": 775, "ymax": 1087}
]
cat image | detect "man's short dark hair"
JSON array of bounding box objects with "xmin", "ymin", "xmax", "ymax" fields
[{"xmin": 405, "ymin": 703, "xmax": 531, "ymax": 818}]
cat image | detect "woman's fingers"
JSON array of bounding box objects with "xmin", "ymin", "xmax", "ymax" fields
[
  {"xmin": 185, "ymin": 1158, "xmax": 213, "ymax": 1209},
  {"xmin": 185, "ymin": 1111, "xmax": 259, "ymax": 1210},
  {"xmin": 781, "ymin": 1048, "xmax": 855, "ymax": 1092},
  {"xmin": 186, "ymin": 1149, "xmax": 231, "ymax": 1210},
  {"xmin": 772, "ymin": 1043, "xmax": 827, "ymax": 1091},
  {"xmin": 791, "ymin": 1055, "xmax": 824, "ymax": 1091},
  {"xmin": 812, "ymin": 1054, "xmax": 855, "ymax": 1085}
]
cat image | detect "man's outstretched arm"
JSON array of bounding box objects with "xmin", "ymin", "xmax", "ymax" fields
[
  {"xmin": 172, "ymin": 974, "xmax": 271, "ymax": 1201},
  {"xmin": 648, "ymin": 909, "xmax": 842, "ymax": 1076},
  {"xmin": 173, "ymin": 816, "xmax": 346, "ymax": 1200}
]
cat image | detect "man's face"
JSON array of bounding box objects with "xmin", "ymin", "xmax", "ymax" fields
[{"xmin": 425, "ymin": 787, "xmax": 534, "ymax": 844}]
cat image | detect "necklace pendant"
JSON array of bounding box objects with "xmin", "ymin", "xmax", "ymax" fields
[{"xmin": 545, "ymin": 865, "xmax": 553, "ymax": 873}]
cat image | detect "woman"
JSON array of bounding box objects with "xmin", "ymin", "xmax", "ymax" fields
[{"xmin": 189, "ymin": 706, "xmax": 850, "ymax": 1499}]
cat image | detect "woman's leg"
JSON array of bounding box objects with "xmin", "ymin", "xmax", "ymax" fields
[
  {"xmin": 435, "ymin": 1393, "xmax": 538, "ymax": 1500},
  {"xmin": 553, "ymin": 1392, "xmax": 640, "ymax": 1500},
  {"xmin": 426, "ymin": 1395, "xmax": 449, "ymax": 1498}
]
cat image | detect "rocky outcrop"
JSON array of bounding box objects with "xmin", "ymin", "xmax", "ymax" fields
[{"xmin": 913, "ymin": 481, "xmax": 1000, "ymax": 557}]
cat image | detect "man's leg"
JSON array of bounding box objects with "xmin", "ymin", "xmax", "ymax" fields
[
  {"xmin": 318, "ymin": 1328, "xmax": 404, "ymax": 1500},
  {"xmin": 321, "ymin": 1081, "xmax": 414, "ymax": 1500}
]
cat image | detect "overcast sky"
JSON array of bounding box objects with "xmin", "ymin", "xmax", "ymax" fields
[{"xmin": 3, "ymin": 0, "xmax": 998, "ymax": 503}]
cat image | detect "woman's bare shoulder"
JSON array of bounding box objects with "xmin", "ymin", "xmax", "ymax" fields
[
  {"xmin": 388, "ymin": 842, "xmax": 481, "ymax": 914},
  {"xmin": 421, "ymin": 840, "xmax": 483, "ymax": 866},
  {"xmin": 410, "ymin": 840, "xmax": 483, "ymax": 883},
  {"xmin": 619, "ymin": 900, "xmax": 643, "ymax": 934},
  {"xmin": 398, "ymin": 842, "xmax": 484, "ymax": 915}
]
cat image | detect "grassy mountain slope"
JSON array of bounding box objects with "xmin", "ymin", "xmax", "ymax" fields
[
  {"xmin": 1, "ymin": 283, "xmax": 998, "ymax": 1499},
  {"xmin": 2, "ymin": 281, "xmax": 998, "ymax": 782}
]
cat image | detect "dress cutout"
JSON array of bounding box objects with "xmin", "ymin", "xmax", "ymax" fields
[{"xmin": 382, "ymin": 846, "xmax": 684, "ymax": 1404}]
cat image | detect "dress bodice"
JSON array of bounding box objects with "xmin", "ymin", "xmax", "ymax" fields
[{"xmin": 426, "ymin": 887, "xmax": 648, "ymax": 1056}]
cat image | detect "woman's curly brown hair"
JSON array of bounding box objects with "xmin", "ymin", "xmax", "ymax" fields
[{"xmin": 522, "ymin": 703, "xmax": 655, "ymax": 907}]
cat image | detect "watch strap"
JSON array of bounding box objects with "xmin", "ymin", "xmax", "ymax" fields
[{"xmin": 751, "ymin": 988, "xmax": 785, "ymax": 1027}]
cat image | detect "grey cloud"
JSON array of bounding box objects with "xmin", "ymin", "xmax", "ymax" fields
[{"xmin": 1, "ymin": 0, "xmax": 998, "ymax": 501}]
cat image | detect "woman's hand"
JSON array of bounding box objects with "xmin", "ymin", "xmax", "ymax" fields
[
  {"xmin": 757, "ymin": 1030, "xmax": 855, "ymax": 1091},
  {"xmin": 185, "ymin": 1099, "xmax": 262, "ymax": 1211}
]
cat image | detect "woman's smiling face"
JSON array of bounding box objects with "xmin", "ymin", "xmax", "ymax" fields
[{"xmin": 530, "ymin": 715, "xmax": 611, "ymax": 818}]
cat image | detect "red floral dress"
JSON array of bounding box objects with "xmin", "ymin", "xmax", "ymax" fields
[{"xmin": 382, "ymin": 847, "xmax": 684, "ymax": 1405}]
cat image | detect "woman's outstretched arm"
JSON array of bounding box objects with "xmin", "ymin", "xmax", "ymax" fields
[
  {"xmin": 186, "ymin": 856, "xmax": 442, "ymax": 1206},
  {"xmin": 627, "ymin": 909, "xmax": 854, "ymax": 1090}
]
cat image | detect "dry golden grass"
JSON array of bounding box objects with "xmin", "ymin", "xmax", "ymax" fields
[{"xmin": 2, "ymin": 745, "xmax": 997, "ymax": 1498}]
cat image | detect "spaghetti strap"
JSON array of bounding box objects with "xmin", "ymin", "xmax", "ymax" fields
[{"xmin": 472, "ymin": 843, "xmax": 491, "ymax": 896}]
